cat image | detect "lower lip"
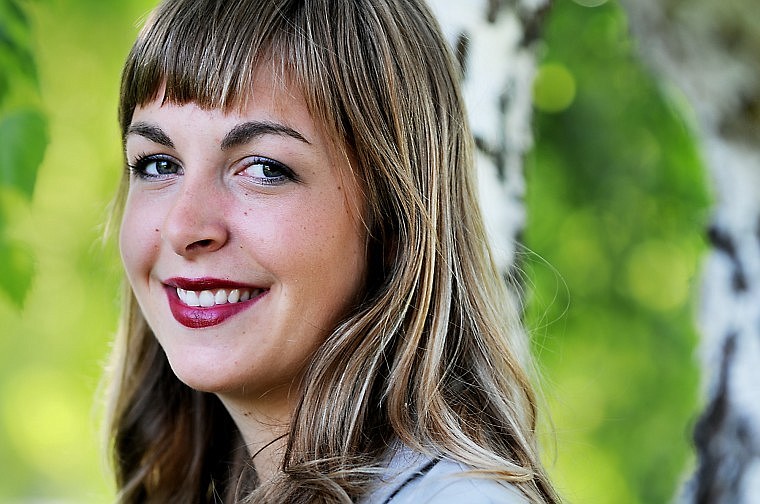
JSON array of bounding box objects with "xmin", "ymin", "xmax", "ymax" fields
[{"xmin": 165, "ymin": 287, "xmax": 266, "ymax": 328}]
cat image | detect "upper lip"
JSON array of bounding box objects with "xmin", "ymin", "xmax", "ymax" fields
[{"xmin": 163, "ymin": 277, "xmax": 262, "ymax": 290}]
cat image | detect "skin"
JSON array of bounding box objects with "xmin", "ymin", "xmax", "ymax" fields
[{"xmin": 119, "ymin": 67, "xmax": 367, "ymax": 480}]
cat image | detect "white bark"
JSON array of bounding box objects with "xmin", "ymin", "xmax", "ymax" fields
[
  {"xmin": 621, "ymin": 1, "xmax": 760, "ymax": 502},
  {"xmin": 426, "ymin": 0, "xmax": 549, "ymax": 275}
]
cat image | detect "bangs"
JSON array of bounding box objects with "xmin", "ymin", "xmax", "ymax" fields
[{"xmin": 118, "ymin": 0, "xmax": 303, "ymax": 137}]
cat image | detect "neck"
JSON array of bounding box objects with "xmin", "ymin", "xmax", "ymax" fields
[{"xmin": 217, "ymin": 388, "xmax": 293, "ymax": 482}]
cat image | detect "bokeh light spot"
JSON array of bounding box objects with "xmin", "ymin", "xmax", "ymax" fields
[
  {"xmin": 533, "ymin": 63, "xmax": 577, "ymax": 113},
  {"xmin": 625, "ymin": 240, "xmax": 693, "ymax": 312},
  {"xmin": 572, "ymin": 0, "xmax": 610, "ymax": 7}
]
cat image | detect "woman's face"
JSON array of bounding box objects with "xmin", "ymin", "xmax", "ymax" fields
[{"xmin": 119, "ymin": 67, "xmax": 367, "ymax": 400}]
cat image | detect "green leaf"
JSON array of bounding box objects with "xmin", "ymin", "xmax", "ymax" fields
[
  {"xmin": 0, "ymin": 71, "xmax": 8, "ymax": 103},
  {"xmin": 0, "ymin": 108, "xmax": 47, "ymax": 198},
  {"xmin": 0, "ymin": 0, "xmax": 31, "ymax": 40},
  {"xmin": 0, "ymin": 0, "xmax": 39, "ymax": 87},
  {"xmin": 0, "ymin": 227, "xmax": 34, "ymax": 307}
]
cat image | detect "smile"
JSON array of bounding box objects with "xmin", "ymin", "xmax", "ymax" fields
[
  {"xmin": 164, "ymin": 278, "xmax": 268, "ymax": 328},
  {"xmin": 176, "ymin": 287, "xmax": 262, "ymax": 307}
]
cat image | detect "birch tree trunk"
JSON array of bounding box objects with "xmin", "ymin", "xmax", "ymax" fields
[
  {"xmin": 621, "ymin": 1, "xmax": 760, "ymax": 502},
  {"xmin": 426, "ymin": 0, "xmax": 549, "ymax": 278}
]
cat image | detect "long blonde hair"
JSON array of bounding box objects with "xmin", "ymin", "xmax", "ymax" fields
[{"xmin": 106, "ymin": 0, "xmax": 559, "ymax": 502}]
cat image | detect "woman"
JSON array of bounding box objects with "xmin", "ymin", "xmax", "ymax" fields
[{"xmin": 106, "ymin": 0, "xmax": 560, "ymax": 502}]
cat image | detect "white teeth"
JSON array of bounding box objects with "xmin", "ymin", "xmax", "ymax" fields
[
  {"xmin": 228, "ymin": 289, "xmax": 240, "ymax": 303},
  {"xmin": 185, "ymin": 290, "xmax": 200, "ymax": 307},
  {"xmin": 199, "ymin": 290, "xmax": 215, "ymax": 307},
  {"xmin": 176, "ymin": 287, "xmax": 256, "ymax": 307},
  {"xmin": 214, "ymin": 289, "xmax": 228, "ymax": 305}
]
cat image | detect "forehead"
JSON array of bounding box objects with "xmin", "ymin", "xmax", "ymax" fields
[{"xmin": 131, "ymin": 65, "xmax": 315, "ymax": 141}]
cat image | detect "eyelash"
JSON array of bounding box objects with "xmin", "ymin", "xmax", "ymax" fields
[
  {"xmin": 127, "ymin": 153, "xmax": 298, "ymax": 186},
  {"xmin": 128, "ymin": 153, "xmax": 181, "ymax": 180}
]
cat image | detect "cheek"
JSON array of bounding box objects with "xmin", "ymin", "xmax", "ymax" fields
[
  {"xmin": 248, "ymin": 194, "xmax": 365, "ymax": 287},
  {"xmin": 119, "ymin": 193, "xmax": 162, "ymax": 279},
  {"xmin": 292, "ymin": 214, "xmax": 365, "ymax": 299}
]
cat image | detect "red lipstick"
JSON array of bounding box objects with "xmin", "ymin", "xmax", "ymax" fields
[{"xmin": 163, "ymin": 277, "xmax": 267, "ymax": 328}]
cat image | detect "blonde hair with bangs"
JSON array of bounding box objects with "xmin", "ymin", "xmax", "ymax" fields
[{"xmin": 106, "ymin": 0, "xmax": 559, "ymax": 502}]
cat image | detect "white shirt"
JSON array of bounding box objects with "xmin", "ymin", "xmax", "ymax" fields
[{"xmin": 360, "ymin": 445, "xmax": 529, "ymax": 503}]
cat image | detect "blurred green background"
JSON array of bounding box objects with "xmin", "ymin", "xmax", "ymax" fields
[{"xmin": 0, "ymin": 0, "xmax": 708, "ymax": 502}]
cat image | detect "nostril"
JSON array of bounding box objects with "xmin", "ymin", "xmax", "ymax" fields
[{"xmin": 187, "ymin": 239, "xmax": 215, "ymax": 251}]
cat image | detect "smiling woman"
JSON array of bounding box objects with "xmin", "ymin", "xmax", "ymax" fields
[
  {"xmin": 120, "ymin": 77, "xmax": 367, "ymax": 430},
  {"xmin": 105, "ymin": 0, "xmax": 560, "ymax": 503}
]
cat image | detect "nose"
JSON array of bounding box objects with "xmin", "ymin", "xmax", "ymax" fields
[{"xmin": 162, "ymin": 179, "xmax": 229, "ymax": 258}]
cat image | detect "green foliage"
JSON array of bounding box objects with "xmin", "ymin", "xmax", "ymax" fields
[
  {"xmin": 0, "ymin": 109, "xmax": 46, "ymax": 197},
  {"xmin": 0, "ymin": 0, "xmax": 39, "ymax": 85},
  {"xmin": 0, "ymin": 0, "xmax": 155, "ymax": 501},
  {"xmin": 526, "ymin": 1, "xmax": 709, "ymax": 503},
  {"xmin": 0, "ymin": 0, "xmax": 48, "ymax": 306},
  {"xmin": 0, "ymin": 212, "xmax": 34, "ymax": 308}
]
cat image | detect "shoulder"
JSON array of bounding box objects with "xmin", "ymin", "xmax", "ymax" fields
[{"xmin": 361, "ymin": 445, "xmax": 529, "ymax": 504}]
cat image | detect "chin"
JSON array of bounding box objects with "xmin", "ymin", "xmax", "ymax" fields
[
  {"xmin": 164, "ymin": 355, "xmax": 237, "ymax": 393},
  {"xmin": 165, "ymin": 354, "xmax": 290, "ymax": 401}
]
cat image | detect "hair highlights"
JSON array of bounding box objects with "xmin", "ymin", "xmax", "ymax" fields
[{"xmin": 106, "ymin": 1, "xmax": 559, "ymax": 502}]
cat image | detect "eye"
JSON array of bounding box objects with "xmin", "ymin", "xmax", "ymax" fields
[
  {"xmin": 129, "ymin": 154, "xmax": 182, "ymax": 179},
  {"xmin": 240, "ymin": 156, "xmax": 295, "ymax": 186}
]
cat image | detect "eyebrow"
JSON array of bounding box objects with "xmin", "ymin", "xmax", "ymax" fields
[
  {"xmin": 126, "ymin": 120, "xmax": 310, "ymax": 151},
  {"xmin": 127, "ymin": 122, "xmax": 175, "ymax": 148},
  {"xmin": 221, "ymin": 121, "xmax": 310, "ymax": 150}
]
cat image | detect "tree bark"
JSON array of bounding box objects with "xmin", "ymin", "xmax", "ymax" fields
[
  {"xmin": 621, "ymin": 1, "xmax": 760, "ymax": 502},
  {"xmin": 426, "ymin": 0, "xmax": 549, "ymax": 277}
]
